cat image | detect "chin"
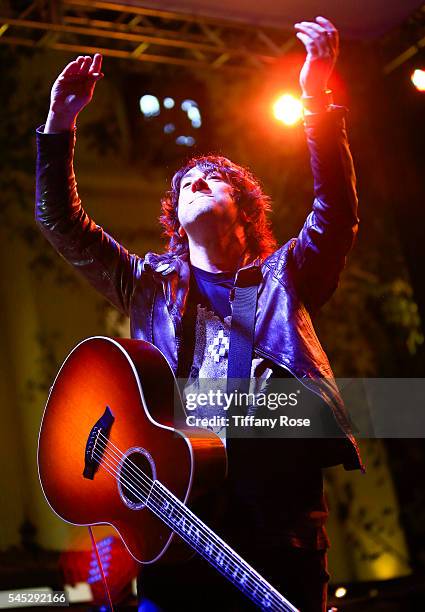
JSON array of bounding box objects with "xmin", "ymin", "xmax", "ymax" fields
[{"xmin": 185, "ymin": 205, "xmax": 216, "ymax": 225}]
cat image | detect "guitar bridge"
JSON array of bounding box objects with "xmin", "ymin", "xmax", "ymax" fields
[{"xmin": 83, "ymin": 406, "xmax": 114, "ymax": 479}]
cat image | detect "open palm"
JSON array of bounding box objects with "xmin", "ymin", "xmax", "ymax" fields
[
  {"xmin": 294, "ymin": 17, "xmax": 339, "ymax": 96},
  {"xmin": 50, "ymin": 54, "xmax": 103, "ymax": 119}
]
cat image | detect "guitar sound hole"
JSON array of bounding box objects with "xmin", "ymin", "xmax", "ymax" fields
[{"xmin": 118, "ymin": 448, "xmax": 156, "ymax": 510}]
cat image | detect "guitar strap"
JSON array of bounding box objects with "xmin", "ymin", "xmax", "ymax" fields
[
  {"xmin": 226, "ymin": 265, "xmax": 262, "ymax": 421},
  {"xmin": 88, "ymin": 526, "xmax": 115, "ymax": 612}
]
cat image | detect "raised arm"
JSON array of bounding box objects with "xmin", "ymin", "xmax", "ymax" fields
[
  {"xmin": 36, "ymin": 54, "xmax": 142, "ymax": 315},
  {"xmin": 292, "ymin": 17, "xmax": 359, "ymax": 312}
]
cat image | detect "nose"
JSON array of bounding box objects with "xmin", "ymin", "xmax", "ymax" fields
[{"xmin": 191, "ymin": 177, "xmax": 209, "ymax": 193}]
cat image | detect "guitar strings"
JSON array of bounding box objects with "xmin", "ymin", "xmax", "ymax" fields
[
  {"xmin": 90, "ymin": 447, "xmax": 293, "ymax": 612},
  {"xmin": 91, "ymin": 435, "xmax": 296, "ymax": 612},
  {"xmin": 95, "ymin": 433, "xmax": 269, "ymax": 586},
  {"xmin": 94, "ymin": 432, "xmax": 295, "ymax": 611}
]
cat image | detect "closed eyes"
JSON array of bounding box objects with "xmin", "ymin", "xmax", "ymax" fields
[{"xmin": 181, "ymin": 172, "xmax": 223, "ymax": 189}]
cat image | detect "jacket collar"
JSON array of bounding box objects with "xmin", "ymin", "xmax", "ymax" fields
[
  {"xmin": 143, "ymin": 251, "xmax": 188, "ymax": 277},
  {"xmin": 145, "ymin": 250, "xmax": 262, "ymax": 284}
]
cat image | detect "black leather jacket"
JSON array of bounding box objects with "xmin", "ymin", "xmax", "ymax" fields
[{"xmin": 35, "ymin": 107, "xmax": 363, "ymax": 472}]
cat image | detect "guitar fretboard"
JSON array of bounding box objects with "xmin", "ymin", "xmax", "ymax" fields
[{"xmin": 146, "ymin": 480, "xmax": 297, "ymax": 611}]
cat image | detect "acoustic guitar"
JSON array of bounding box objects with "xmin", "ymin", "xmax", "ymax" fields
[{"xmin": 38, "ymin": 336, "xmax": 298, "ymax": 611}]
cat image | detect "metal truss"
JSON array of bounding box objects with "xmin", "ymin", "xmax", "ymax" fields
[
  {"xmin": 382, "ymin": 2, "xmax": 425, "ymax": 74},
  {"xmin": 0, "ymin": 0, "xmax": 295, "ymax": 72}
]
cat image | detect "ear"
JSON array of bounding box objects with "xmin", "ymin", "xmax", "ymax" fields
[{"xmin": 178, "ymin": 225, "xmax": 186, "ymax": 238}]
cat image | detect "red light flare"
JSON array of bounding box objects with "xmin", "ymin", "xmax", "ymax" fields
[{"xmin": 249, "ymin": 51, "xmax": 348, "ymax": 141}]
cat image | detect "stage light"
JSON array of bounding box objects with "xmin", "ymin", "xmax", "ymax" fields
[
  {"xmin": 411, "ymin": 69, "xmax": 425, "ymax": 92},
  {"xmin": 335, "ymin": 586, "xmax": 347, "ymax": 598},
  {"xmin": 163, "ymin": 97, "xmax": 175, "ymax": 108},
  {"xmin": 60, "ymin": 534, "xmax": 138, "ymax": 606},
  {"xmin": 273, "ymin": 94, "xmax": 303, "ymax": 125},
  {"xmin": 181, "ymin": 99, "xmax": 198, "ymax": 112},
  {"xmin": 187, "ymin": 106, "xmax": 202, "ymax": 128},
  {"xmin": 180, "ymin": 99, "xmax": 202, "ymax": 128},
  {"xmin": 139, "ymin": 95, "xmax": 160, "ymax": 117},
  {"xmin": 176, "ymin": 135, "xmax": 195, "ymax": 146}
]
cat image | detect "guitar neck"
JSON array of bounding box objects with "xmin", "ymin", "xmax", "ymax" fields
[{"xmin": 146, "ymin": 480, "xmax": 297, "ymax": 611}]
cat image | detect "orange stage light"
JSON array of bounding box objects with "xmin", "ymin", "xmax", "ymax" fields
[
  {"xmin": 411, "ymin": 69, "xmax": 425, "ymax": 92},
  {"xmin": 272, "ymin": 94, "xmax": 303, "ymax": 126}
]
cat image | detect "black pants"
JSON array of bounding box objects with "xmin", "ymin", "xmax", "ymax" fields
[{"xmin": 137, "ymin": 546, "xmax": 329, "ymax": 612}]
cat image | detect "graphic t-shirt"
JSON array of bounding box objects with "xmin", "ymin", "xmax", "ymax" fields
[
  {"xmin": 179, "ymin": 263, "xmax": 330, "ymax": 551},
  {"xmin": 189, "ymin": 264, "xmax": 234, "ymax": 320}
]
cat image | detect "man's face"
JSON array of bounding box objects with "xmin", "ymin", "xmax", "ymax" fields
[{"xmin": 177, "ymin": 166, "xmax": 240, "ymax": 233}]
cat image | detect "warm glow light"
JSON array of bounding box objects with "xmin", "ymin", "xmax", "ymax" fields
[
  {"xmin": 273, "ymin": 94, "xmax": 303, "ymax": 125},
  {"xmin": 370, "ymin": 553, "xmax": 405, "ymax": 580},
  {"xmin": 335, "ymin": 587, "xmax": 347, "ymax": 598},
  {"xmin": 139, "ymin": 95, "xmax": 160, "ymax": 117},
  {"xmin": 163, "ymin": 97, "xmax": 175, "ymax": 108},
  {"xmin": 411, "ymin": 69, "xmax": 425, "ymax": 92}
]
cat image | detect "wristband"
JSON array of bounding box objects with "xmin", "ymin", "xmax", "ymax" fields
[{"xmin": 301, "ymin": 89, "xmax": 334, "ymax": 113}]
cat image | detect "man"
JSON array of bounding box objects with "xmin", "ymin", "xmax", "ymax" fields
[{"xmin": 36, "ymin": 16, "xmax": 363, "ymax": 611}]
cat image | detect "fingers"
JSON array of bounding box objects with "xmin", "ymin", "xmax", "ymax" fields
[
  {"xmin": 295, "ymin": 15, "xmax": 338, "ymax": 35},
  {"xmin": 80, "ymin": 54, "xmax": 104, "ymax": 79},
  {"xmin": 316, "ymin": 16, "xmax": 337, "ymax": 36},
  {"xmin": 60, "ymin": 54, "xmax": 104, "ymax": 80},
  {"xmin": 90, "ymin": 53, "xmax": 103, "ymax": 76},
  {"xmin": 294, "ymin": 17, "xmax": 338, "ymax": 58},
  {"xmin": 316, "ymin": 16, "xmax": 339, "ymax": 54},
  {"xmin": 78, "ymin": 56, "xmax": 92, "ymax": 75},
  {"xmin": 295, "ymin": 32, "xmax": 315, "ymax": 56},
  {"xmin": 61, "ymin": 58, "xmax": 82, "ymax": 77},
  {"xmin": 294, "ymin": 23, "xmax": 329, "ymax": 58}
]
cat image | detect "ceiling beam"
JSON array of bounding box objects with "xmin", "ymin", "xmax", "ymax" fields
[
  {"xmin": 382, "ymin": 3, "xmax": 425, "ymax": 74},
  {"xmin": 0, "ymin": 0, "xmax": 292, "ymax": 72}
]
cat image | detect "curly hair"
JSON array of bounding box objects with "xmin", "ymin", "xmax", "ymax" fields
[{"xmin": 159, "ymin": 155, "xmax": 277, "ymax": 261}]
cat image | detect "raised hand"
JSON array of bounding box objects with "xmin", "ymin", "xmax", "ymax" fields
[
  {"xmin": 45, "ymin": 54, "xmax": 104, "ymax": 133},
  {"xmin": 294, "ymin": 16, "xmax": 339, "ymax": 97}
]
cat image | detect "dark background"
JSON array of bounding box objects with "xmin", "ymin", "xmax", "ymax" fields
[{"xmin": 0, "ymin": 1, "xmax": 424, "ymax": 609}]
